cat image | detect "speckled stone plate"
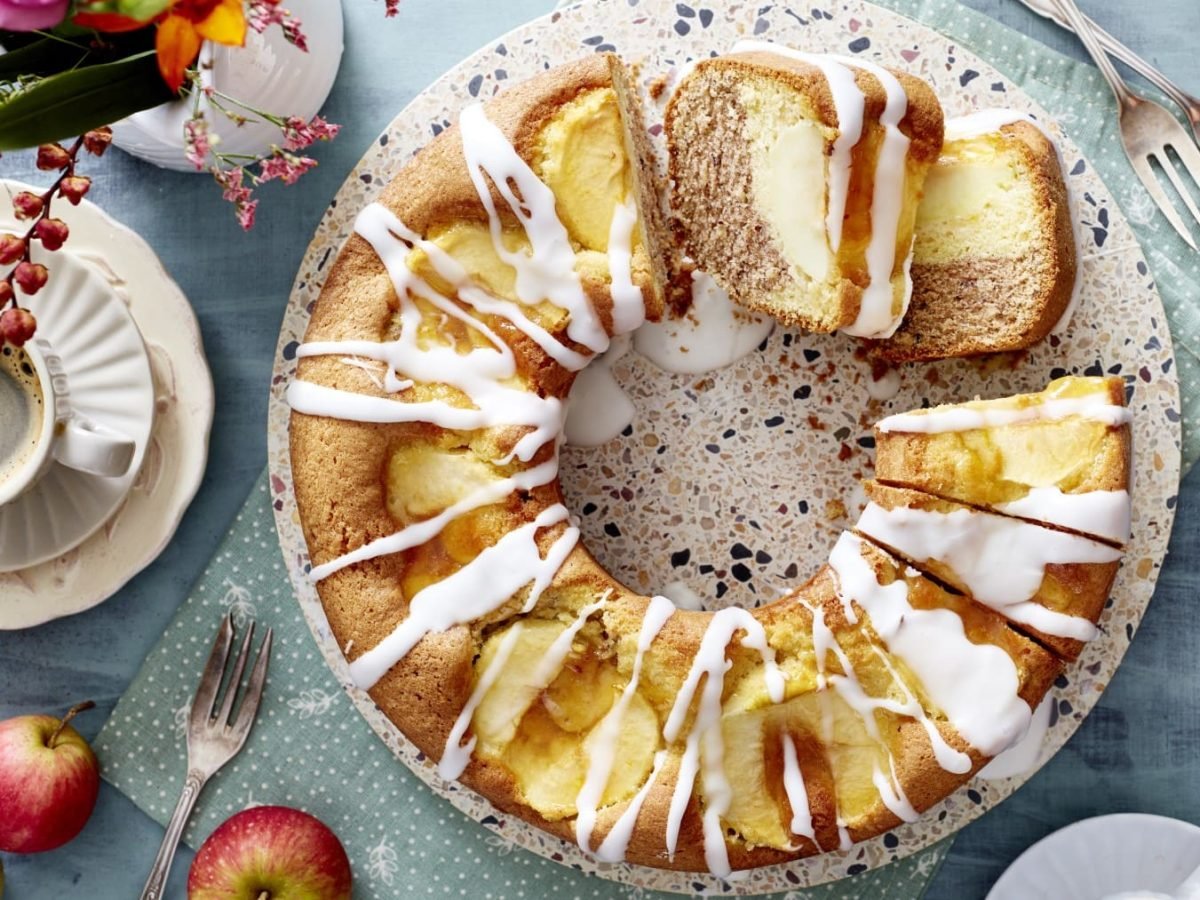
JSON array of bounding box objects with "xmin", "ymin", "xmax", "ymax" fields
[{"xmin": 267, "ymin": 0, "xmax": 1182, "ymax": 893}]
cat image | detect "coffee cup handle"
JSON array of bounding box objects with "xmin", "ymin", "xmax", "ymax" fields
[{"xmin": 53, "ymin": 416, "xmax": 136, "ymax": 478}]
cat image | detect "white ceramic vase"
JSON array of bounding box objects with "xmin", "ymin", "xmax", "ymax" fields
[{"xmin": 110, "ymin": 0, "xmax": 344, "ymax": 171}]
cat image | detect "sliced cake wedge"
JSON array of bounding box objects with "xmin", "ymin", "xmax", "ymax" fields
[
  {"xmin": 854, "ymin": 481, "xmax": 1122, "ymax": 660},
  {"xmin": 873, "ymin": 376, "xmax": 1132, "ymax": 546},
  {"xmin": 665, "ymin": 46, "xmax": 943, "ymax": 336},
  {"xmin": 881, "ymin": 110, "xmax": 1078, "ymax": 362}
]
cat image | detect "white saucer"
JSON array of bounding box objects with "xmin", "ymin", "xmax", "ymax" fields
[
  {"xmin": 0, "ymin": 180, "xmax": 214, "ymax": 628},
  {"xmin": 0, "ymin": 252, "xmax": 154, "ymax": 571},
  {"xmin": 988, "ymin": 814, "xmax": 1200, "ymax": 900}
]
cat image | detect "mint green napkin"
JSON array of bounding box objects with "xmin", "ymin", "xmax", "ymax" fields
[
  {"xmin": 96, "ymin": 473, "xmax": 952, "ymax": 899},
  {"xmin": 98, "ymin": 2, "xmax": 1200, "ymax": 898}
]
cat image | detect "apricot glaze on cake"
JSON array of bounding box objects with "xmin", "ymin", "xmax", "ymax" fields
[
  {"xmin": 287, "ymin": 53, "xmax": 1132, "ymax": 876},
  {"xmin": 666, "ymin": 43, "xmax": 944, "ymax": 338}
]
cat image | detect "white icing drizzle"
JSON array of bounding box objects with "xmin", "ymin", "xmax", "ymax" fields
[
  {"xmin": 661, "ymin": 579, "xmax": 705, "ymax": 611},
  {"xmin": 943, "ymin": 109, "xmax": 1082, "ymax": 335},
  {"xmin": 732, "ymin": 42, "xmax": 864, "ymax": 254},
  {"xmin": 364, "ymin": 202, "xmax": 592, "ymax": 371},
  {"xmin": 662, "ymin": 607, "xmax": 786, "ymax": 876},
  {"xmin": 977, "ymin": 693, "xmax": 1053, "ymax": 780},
  {"xmin": 287, "ymin": 379, "xmax": 562, "ymax": 466},
  {"xmin": 593, "ymin": 749, "xmax": 670, "ymax": 864},
  {"xmin": 837, "ymin": 823, "xmax": 854, "ymax": 852},
  {"xmin": 634, "ymin": 270, "xmax": 773, "ymax": 375},
  {"xmin": 867, "ymin": 643, "xmax": 972, "ymax": 774},
  {"xmin": 800, "ymin": 594, "xmax": 969, "ymax": 833},
  {"xmin": 305, "ymin": 457, "xmax": 561, "ymax": 583},
  {"xmin": 873, "ymin": 757, "xmax": 919, "ymax": 823},
  {"xmin": 458, "ymin": 103, "xmax": 609, "ymax": 354},
  {"xmin": 607, "ymin": 194, "xmax": 646, "ymax": 335},
  {"xmin": 348, "ymin": 503, "xmax": 579, "ymax": 688},
  {"xmin": 856, "ymin": 501, "xmax": 1120, "ymax": 640},
  {"xmin": 575, "ymin": 595, "xmax": 675, "ymax": 854},
  {"xmin": 564, "ymin": 334, "xmax": 635, "ymax": 447},
  {"xmin": 943, "ymin": 109, "xmax": 1050, "ymax": 143},
  {"xmin": 829, "ymin": 532, "xmax": 1032, "ymax": 757},
  {"xmin": 876, "ymin": 392, "xmax": 1132, "ymax": 433},
  {"xmin": 438, "ymin": 622, "xmax": 525, "ymax": 781},
  {"xmin": 534, "ymin": 594, "xmax": 610, "ymax": 685},
  {"xmin": 830, "ymin": 56, "xmax": 912, "ymax": 339},
  {"xmin": 780, "ymin": 733, "xmax": 815, "ymax": 842},
  {"xmin": 997, "ymin": 486, "xmax": 1131, "ymax": 546}
]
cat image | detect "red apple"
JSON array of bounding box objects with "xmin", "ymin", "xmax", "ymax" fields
[
  {"xmin": 188, "ymin": 805, "xmax": 352, "ymax": 900},
  {"xmin": 0, "ymin": 701, "xmax": 100, "ymax": 853}
]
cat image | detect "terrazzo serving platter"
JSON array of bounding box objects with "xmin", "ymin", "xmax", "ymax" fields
[{"xmin": 267, "ymin": 0, "xmax": 1182, "ymax": 892}]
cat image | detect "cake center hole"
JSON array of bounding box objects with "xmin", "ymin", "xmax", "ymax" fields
[{"xmin": 559, "ymin": 327, "xmax": 877, "ymax": 611}]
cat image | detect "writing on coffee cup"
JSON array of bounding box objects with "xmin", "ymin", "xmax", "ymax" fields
[{"xmin": 0, "ymin": 337, "xmax": 136, "ymax": 507}]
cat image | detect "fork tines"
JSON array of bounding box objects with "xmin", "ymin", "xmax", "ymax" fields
[
  {"xmin": 1121, "ymin": 98, "xmax": 1200, "ymax": 250},
  {"xmin": 190, "ymin": 612, "xmax": 273, "ymax": 737}
]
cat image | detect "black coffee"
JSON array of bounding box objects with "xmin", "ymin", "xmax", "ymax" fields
[{"xmin": 0, "ymin": 345, "xmax": 44, "ymax": 485}]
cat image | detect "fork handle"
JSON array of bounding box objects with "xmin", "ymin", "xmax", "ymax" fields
[
  {"xmin": 139, "ymin": 768, "xmax": 207, "ymax": 900},
  {"xmin": 1019, "ymin": 0, "xmax": 1200, "ymax": 126},
  {"xmin": 1051, "ymin": 0, "xmax": 1136, "ymax": 110}
]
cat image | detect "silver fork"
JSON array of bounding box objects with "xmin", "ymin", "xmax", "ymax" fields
[
  {"xmin": 139, "ymin": 614, "xmax": 273, "ymax": 900},
  {"xmin": 1052, "ymin": 0, "xmax": 1200, "ymax": 250},
  {"xmin": 1017, "ymin": 0, "xmax": 1200, "ymax": 147}
]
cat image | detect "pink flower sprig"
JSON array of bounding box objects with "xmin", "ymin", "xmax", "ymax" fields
[
  {"xmin": 184, "ymin": 90, "xmax": 340, "ymax": 231},
  {"xmin": 282, "ymin": 114, "xmax": 339, "ymax": 151},
  {"xmin": 0, "ymin": 128, "xmax": 111, "ymax": 347},
  {"xmin": 184, "ymin": 116, "xmax": 213, "ymax": 171},
  {"xmin": 247, "ymin": 0, "xmax": 309, "ymax": 52},
  {"xmin": 258, "ymin": 151, "xmax": 317, "ymax": 185},
  {"xmin": 208, "ymin": 148, "xmax": 318, "ymax": 230},
  {"xmin": 212, "ymin": 166, "xmax": 259, "ymax": 231},
  {"xmin": 382, "ymin": 0, "xmax": 400, "ymax": 17}
]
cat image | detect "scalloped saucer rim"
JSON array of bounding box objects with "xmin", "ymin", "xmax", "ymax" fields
[
  {"xmin": 0, "ymin": 179, "xmax": 214, "ymax": 628},
  {"xmin": 987, "ymin": 813, "xmax": 1200, "ymax": 900},
  {"xmin": 0, "ymin": 252, "xmax": 154, "ymax": 571}
]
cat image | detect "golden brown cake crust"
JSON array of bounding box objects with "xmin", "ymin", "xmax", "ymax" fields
[
  {"xmin": 881, "ymin": 120, "xmax": 1077, "ymax": 362},
  {"xmin": 291, "ymin": 57, "xmax": 1094, "ymax": 875}
]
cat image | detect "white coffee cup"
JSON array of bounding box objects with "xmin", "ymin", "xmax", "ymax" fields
[{"xmin": 0, "ymin": 336, "xmax": 136, "ymax": 507}]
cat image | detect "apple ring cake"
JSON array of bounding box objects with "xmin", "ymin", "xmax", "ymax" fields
[{"xmin": 287, "ymin": 52, "xmax": 1130, "ymax": 876}]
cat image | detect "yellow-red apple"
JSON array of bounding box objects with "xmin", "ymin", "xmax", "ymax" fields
[
  {"xmin": 188, "ymin": 805, "xmax": 352, "ymax": 900},
  {"xmin": 0, "ymin": 701, "xmax": 99, "ymax": 853}
]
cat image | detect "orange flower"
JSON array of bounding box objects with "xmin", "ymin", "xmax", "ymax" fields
[{"xmin": 156, "ymin": 0, "xmax": 247, "ymax": 93}]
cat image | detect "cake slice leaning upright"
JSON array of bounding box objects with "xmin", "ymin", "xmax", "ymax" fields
[
  {"xmin": 665, "ymin": 45, "xmax": 943, "ymax": 336},
  {"xmin": 881, "ymin": 110, "xmax": 1078, "ymax": 362},
  {"xmin": 873, "ymin": 376, "xmax": 1132, "ymax": 547}
]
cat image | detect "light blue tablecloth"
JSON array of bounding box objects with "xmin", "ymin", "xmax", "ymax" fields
[{"xmin": 1, "ymin": 1, "xmax": 1198, "ymax": 897}]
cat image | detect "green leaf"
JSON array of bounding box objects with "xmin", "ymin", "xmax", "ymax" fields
[
  {"xmin": 0, "ymin": 38, "xmax": 90, "ymax": 79},
  {"xmin": 0, "ymin": 51, "xmax": 175, "ymax": 151},
  {"xmin": 0, "ymin": 26, "xmax": 157, "ymax": 80}
]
